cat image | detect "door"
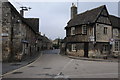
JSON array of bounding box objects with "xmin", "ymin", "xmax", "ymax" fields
[{"xmin": 84, "ymin": 43, "xmax": 89, "ymax": 57}]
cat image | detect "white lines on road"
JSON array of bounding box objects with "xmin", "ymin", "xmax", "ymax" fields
[
  {"xmin": 56, "ymin": 59, "xmax": 74, "ymax": 78},
  {"xmin": 61, "ymin": 59, "xmax": 73, "ymax": 72}
]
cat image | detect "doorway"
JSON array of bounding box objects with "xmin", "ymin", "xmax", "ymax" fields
[{"xmin": 84, "ymin": 43, "xmax": 89, "ymax": 57}]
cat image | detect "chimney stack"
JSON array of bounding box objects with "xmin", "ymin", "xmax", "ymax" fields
[
  {"xmin": 20, "ymin": 10, "xmax": 24, "ymax": 17},
  {"xmin": 20, "ymin": 7, "xmax": 31, "ymax": 17},
  {"xmin": 71, "ymin": 3, "xmax": 77, "ymax": 19}
]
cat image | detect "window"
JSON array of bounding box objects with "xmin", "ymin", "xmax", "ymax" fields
[
  {"xmin": 103, "ymin": 45, "xmax": 108, "ymax": 51},
  {"xmin": 104, "ymin": 27, "xmax": 107, "ymax": 34},
  {"xmin": 113, "ymin": 29, "xmax": 119, "ymax": 37},
  {"xmin": 115, "ymin": 41, "xmax": 120, "ymax": 51},
  {"xmin": 72, "ymin": 44, "xmax": 76, "ymax": 51},
  {"xmin": 82, "ymin": 25, "xmax": 87, "ymax": 34},
  {"xmin": 71, "ymin": 27, "xmax": 75, "ymax": 35}
]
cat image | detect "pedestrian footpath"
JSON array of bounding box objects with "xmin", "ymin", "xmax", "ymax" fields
[
  {"xmin": 68, "ymin": 56, "xmax": 118, "ymax": 62},
  {"xmin": 2, "ymin": 52, "xmax": 42, "ymax": 75}
]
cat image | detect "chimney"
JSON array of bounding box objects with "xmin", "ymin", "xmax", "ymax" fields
[
  {"xmin": 20, "ymin": 10, "xmax": 24, "ymax": 17},
  {"xmin": 71, "ymin": 3, "xmax": 77, "ymax": 19},
  {"xmin": 20, "ymin": 7, "xmax": 30, "ymax": 17}
]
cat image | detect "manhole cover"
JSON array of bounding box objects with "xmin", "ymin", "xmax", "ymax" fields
[
  {"xmin": 43, "ymin": 67, "xmax": 52, "ymax": 69},
  {"xmin": 37, "ymin": 73, "xmax": 56, "ymax": 77},
  {"xmin": 12, "ymin": 72, "xmax": 23, "ymax": 74},
  {"xmin": 11, "ymin": 63, "xmax": 21, "ymax": 66}
]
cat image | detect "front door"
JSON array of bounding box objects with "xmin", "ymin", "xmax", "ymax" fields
[{"xmin": 84, "ymin": 43, "xmax": 89, "ymax": 57}]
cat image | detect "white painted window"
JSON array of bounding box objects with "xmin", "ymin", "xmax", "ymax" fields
[
  {"xmin": 71, "ymin": 27, "xmax": 75, "ymax": 35},
  {"xmin": 115, "ymin": 41, "xmax": 120, "ymax": 51},
  {"xmin": 113, "ymin": 29, "xmax": 119, "ymax": 37},
  {"xmin": 72, "ymin": 44, "xmax": 76, "ymax": 51},
  {"xmin": 82, "ymin": 25, "xmax": 87, "ymax": 34}
]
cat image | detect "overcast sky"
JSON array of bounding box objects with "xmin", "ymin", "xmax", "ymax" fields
[{"xmin": 9, "ymin": 0, "xmax": 119, "ymax": 40}]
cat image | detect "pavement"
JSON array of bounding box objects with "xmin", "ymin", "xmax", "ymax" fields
[
  {"xmin": 2, "ymin": 49, "xmax": 118, "ymax": 79},
  {"xmin": 68, "ymin": 56, "xmax": 119, "ymax": 62},
  {"xmin": 2, "ymin": 51, "xmax": 42, "ymax": 75}
]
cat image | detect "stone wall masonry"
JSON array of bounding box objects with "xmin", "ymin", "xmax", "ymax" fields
[{"xmin": 0, "ymin": 1, "xmax": 2, "ymax": 62}]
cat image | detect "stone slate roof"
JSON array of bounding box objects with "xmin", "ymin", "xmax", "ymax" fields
[
  {"xmin": 109, "ymin": 15, "xmax": 120, "ymax": 29},
  {"xmin": 38, "ymin": 35, "xmax": 52, "ymax": 43},
  {"xmin": 6, "ymin": 2, "xmax": 39, "ymax": 33},
  {"xmin": 25, "ymin": 18, "xmax": 39, "ymax": 32},
  {"xmin": 66, "ymin": 5, "xmax": 106, "ymax": 27}
]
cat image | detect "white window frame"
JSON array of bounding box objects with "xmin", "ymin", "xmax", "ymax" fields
[
  {"xmin": 71, "ymin": 27, "xmax": 75, "ymax": 35},
  {"xmin": 113, "ymin": 29, "xmax": 119, "ymax": 37},
  {"xmin": 114, "ymin": 41, "xmax": 120, "ymax": 51},
  {"xmin": 72, "ymin": 44, "xmax": 76, "ymax": 51},
  {"xmin": 82, "ymin": 25, "xmax": 87, "ymax": 34}
]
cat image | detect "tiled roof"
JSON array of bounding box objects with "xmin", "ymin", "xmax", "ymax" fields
[
  {"xmin": 67, "ymin": 5, "xmax": 105, "ymax": 27},
  {"xmin": 109, "ymin": 15, "xmax": 120, "ymax": 29}
]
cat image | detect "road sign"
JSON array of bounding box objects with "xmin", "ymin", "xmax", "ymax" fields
[{"xmin": 1, "ymin": 33, "xmax": 9, "ymax": 37}]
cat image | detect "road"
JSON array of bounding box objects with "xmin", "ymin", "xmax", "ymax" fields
[{"xmin": 2, "ymin": 49, "xmax": 118, "ymax": 78}]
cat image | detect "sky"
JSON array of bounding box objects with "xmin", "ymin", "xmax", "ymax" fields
[{"xmin": 8, "ymin": 0, "xmax": 119, "ymax": 40}]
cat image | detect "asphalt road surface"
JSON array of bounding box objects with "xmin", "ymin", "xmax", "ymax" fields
[{"xmin": 2, "ymin": 49, "xmax": 118, "ymax": 79}]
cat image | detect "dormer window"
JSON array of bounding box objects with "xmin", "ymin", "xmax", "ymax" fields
[
  {"xmin": 71, "ymin": 27, "xmax": 75, "ymax": 35},
  {"xmin": 82, "ymin": 25, "xmax": 87, "ymax": 34}
]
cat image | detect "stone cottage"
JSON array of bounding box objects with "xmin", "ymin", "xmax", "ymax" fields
[
  {"xmin": 1, "ymin": 2, "xmax": 39, "ymax": 61},
  {"xmin": 60, "ymin": 4, "xmax": 119, "ymax": 58}
]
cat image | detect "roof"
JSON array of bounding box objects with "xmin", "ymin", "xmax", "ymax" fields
[
  {"xmin": 25, "ymin": 18, "xmax": 39, "ymax": 32},
  {"xmin": 38, "ymin": 35, "xmax": 52, "ymax": 43},
  {"xmin": 4, "ymin": 2, "xmax": 39, "ymax": 33},
  {"xmin": 66, "ymin": 5, "xmax": 106, "ymax": 27},
  {"xmin": 109, "ymin": 15, "xmax": 120, "ymax": 29}
]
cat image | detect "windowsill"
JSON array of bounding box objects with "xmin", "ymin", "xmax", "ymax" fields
[{"xmin": 71, "ymin": 50, "xmax": 76, "ymax": 52}]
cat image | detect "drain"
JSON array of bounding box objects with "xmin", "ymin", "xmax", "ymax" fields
[
  {"xmin": 37, "ymin": 73, "xmax": 56, "ymax": 77},
  {"xmin": 43, "ymin": 67, "xmax": 52, "ymax": 69},
  {"xmin": 12, "ymin": 72, "xmax": 23, "ymax": 74}
]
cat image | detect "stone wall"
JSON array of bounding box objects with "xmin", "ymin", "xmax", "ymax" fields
[
  {"xmin": 66, "ymin": 42, "xmax": 110, "ymax": 58},
  {"xmin": 96, "ymin": 23, "xmax": 112, "ymax": 42},
  {"xmin": 1, "ymin": 2, "xmax": 39, "ymax": 61},
  {"xmin": 0, "ymin": 1, "xmax": 2, "ymax": 62},
  {"xmin": 2, "ymin": 2, "xmax": 12, "ymax": 61}
]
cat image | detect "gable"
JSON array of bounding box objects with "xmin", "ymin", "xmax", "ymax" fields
[
  {"xmin": 101, "ymin": 9, "xmax": 108, "ymax": 16},
  {"xmin": 66, "ymin": 5, "xmax": 106, "ymax": 28},
  {"xmin": 96, "ymin": 8, "xmax": 111, "ymax": 25}
]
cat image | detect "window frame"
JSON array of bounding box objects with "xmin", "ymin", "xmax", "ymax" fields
[
  {"xmin": 114, "ymin": 41, "xmax": 120, "ymax": 51},
  {"xmin": 103, "ymin": 45, "xmax": 108, "ymax": 51},
  {"xmin": 82, "ymin": 25, "xmax": 87, "ymax": 35},
  {"xmin": 103, "ymin": 27, "xmax": 108, "ymax": 34},
  {"xmin": 71, "ymin": 44, "xmax": 76, "ymax": 51},
  {"xmin": 71, "ymin": 27, "xmax": 75, "ymax": 35}
]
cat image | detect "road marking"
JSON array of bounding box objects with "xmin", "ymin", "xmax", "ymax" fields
[
  {"xmin": 67, "ymin": 73, "xmax": 118, "ymax": 77},
  {"xmin": 2, "ymin": 53, "xmax": 43, "ymax": 77},
  {"xmin": 57, "ymin": 59, "xmax": 73, "ymax": 76}
]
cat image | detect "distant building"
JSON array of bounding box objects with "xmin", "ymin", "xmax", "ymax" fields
[
  {"xmin": 52, "ymin": 38, "xmax": 62, "ymax": 49},
  {"xmin": 38, "ymin": 34, "xmax": 53, "ymax": 50},
  {"xmin": 1, "ymin": 2, "xmax": 39, "ymax": 61},
  {"xmin": 61, "ymin": 4, "xmax": 120, "ymax": 58}
]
